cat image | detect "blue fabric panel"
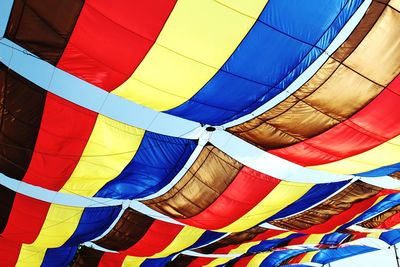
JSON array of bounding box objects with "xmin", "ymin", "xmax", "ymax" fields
[
  {"xmin": 167, "ymin": 0, "xmax": 363, "ymax": 125},
  {"xmin": 260, "ymin": 249, "xmax": 315, "ymax": 267},
  {"xmin": 248, "ymin": 234, "xmax": 304, "ymax": 254},
  {"xmin": 267, "ymin": 181, "xmax": 349, "ymax": 221},
  {"xmin": 63, "ymin": 206, "xmax": 121, "ymax": 246},
  {"xmin": 141, "ymin": 256, "xmax": 175, "ymax": 267},
  {"xmin": 339, "ymin": 193, "xmax": 400, "ymax": 230},
  {"xmin": 357, "ymin": 163, "xmax": 400, "ymax": 177},
  {"xmin": 380, "ymin": 229, "xmax": 400, "ymax": 245},
  {"xmin": 187, "ymin": 231, "xmax": 226, "ymax": 250},
  {"xmin": 320, "ymin": 232, "xmax": 350, "ymax": 245},
  {"xmin": 41, "ymin": 246, "xmax": 78, "ymax": 267},
  {"xmin": 313, "ymin": 246, "xmax": 378, "ymax": 264},
  {"xmin": 96, "ymin": 132, "xmax": 197, "ymax": 199}
]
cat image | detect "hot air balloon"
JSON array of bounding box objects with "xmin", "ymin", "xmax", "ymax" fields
[{"xmin": 0, "ymin": 0, "xmax": 400, "ymax": 266}]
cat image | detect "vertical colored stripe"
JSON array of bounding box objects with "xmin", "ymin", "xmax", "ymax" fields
[
  {"xmin": 310, "ymin": 135, "xmax": 400, "ymax": 174},
  {"xmin": 177, "ymin": 167, "xmax": 280, "ymax": 229},
  {"xmin": 124, "ymin": 220, "xmax": 184, "ymax": 257},
  {"xmin": 122, "ymin": 256, "xmax": 146, "ymax": 267},
  {"xmin": 112, "ymin": 0, "xmax": 268, "ymax": 110},
  {"xmin": 299, "ymin": 250, "xmax": 319, "ymax": 263},
  {"xmin": 0, "ymin": 237, "xmax": 21, "ymax": 267},
  {"xmin": 15, "ymin": 244, "xmax": 46, "ymax": 267},
  {"xmin": 219, "ymin": 182, "xmax": 313, "ymax": 232},
  {"xmin": 152, "ymin": 227, "xmax": 205, "ymax": 258},
  {"xmin": 247, "ymin": 252, "xmax": 272, "ymax": 266},
  {"xmin": 58, "ymin": 0, "xmax": 176, "ymax": 90}
]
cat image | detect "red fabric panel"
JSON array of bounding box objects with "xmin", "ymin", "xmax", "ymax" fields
[
  {"xmin": 302, "ymin": 191, "xmax": 393, "ymax": 234},
  {"xmin": 270, "ymin": 75, "xmax": 400, "ymax": 166},
  {"xmin": 288, "ymin": 252, "xmax": 307, "ymax": 264},
  {"xmin": 98, "ymin": 253, "xmax": 125, "ymax": 267},
  {"xmin": 287, "ymin": 235, "xmax": 309, "ymax": 246},
  {"xmin": 378, "ymin": 212, "xmax": 400, "ymax": 229},
  {"xmin": 22, "ymin": 95, "xmax": 97, "ymax": 190},
  {"xmin": 122, "ymin": 220, "xmax": 183, "ymax": 257},
  {"xmin": 1, "ymin": 194, "xmax": 49, "ymax": 243},
  {"xmin": 57, "ymin": 0, "xmax": 176, "ymax": 90},
  {"xmin": 0, "ymin": 237, "xmax": 21, "ymax": 267},
  {"xmin": 179, "ymin": 167, "xmax": 281, "ymax": 229}
]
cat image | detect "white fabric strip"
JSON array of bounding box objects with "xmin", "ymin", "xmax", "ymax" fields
[
  {"xmin": 0, "ymin": 172, "xmax": 187, "ymax": 226},
  {"xmin": 222, "ymin": 0, "xmax": 372, "ymax": 128},
  {"xmin": 0, "ymin": 173, "xmax": 123, "ymax": 207},
  {"xmin": 361, "ymin": 176, "xmax": 400, "ymax": 190},
  {"xmin": 258, "ymin": 222, "xmax": 287, "ymax": 231},
  {"xmin": 0, "ymin": 38, "xmax": 202, "ymax": 139},
  {"xmin": 0, "ymin": 0, "xmax": 13, "ymax": 37},
  {"xmin": 82, "ymin": 242, "xmax": 117, "ymax": 253}
]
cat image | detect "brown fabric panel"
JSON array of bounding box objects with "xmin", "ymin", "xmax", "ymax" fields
[
  {"xmin": 0, "ymin": 66, "xmax": 46, "ymax": 180},
  {"xmin": 332, "ymin": 1, "xmax": 387, "ymax": 61},
  {"xmin": 143, "ymin": 145, "xmax": 242, "ymax": 219},
  {"xmin": 0, "ymin": 66, "xmax": 46, "ymax": 233},
  {"xmin": 303, "ymin": 64, "xmax": 384, "ymax": 120},
  {"xmin": 0, "ymin": 185, "xmax": 17, "ymax": 233},
  {"xmin": 390, "ymin": 0, "xmax": 400, "ymax": 11},
  {"xmin": 344, "ymin": 6, "xmax": 400, "ymax": 85},
  {"xmin": 228, "ymin": 3, "xmax": 393, "ymax": 150},
  {"xmin": 94, "ymin": 208, "xmax": 154, "ymax": 251},
  {"xmin": 229, "ymin": 58, "xmax": 340, "ymax": 149},
  {"xmin": 195, "ymin": 227, "xmax": 266, "ymax": 254},
  {"xmin": 267, "ymin": 101, "xmax": 339, "ymax": 140},
  {"xmin": 390, "ymin": 172, "xmax": 400, "ymax": 179},
  {"xmin": 270, "ymin": 181, "xmax": 381, "ymax": 230},
  {"xmin": 359, "ymin": 205, "xmax": 400, "ymax": 228},
  {"xmin": 6, "ymin": 0, "xmax": 84, "ymax": 64},
  {"xmin": 72, "ymin": 247, "xmax": 104, "ymax": 267}
]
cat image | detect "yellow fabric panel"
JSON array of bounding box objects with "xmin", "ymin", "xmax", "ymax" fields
[
  {"xmin": 367, "ymin": 231, "xmax": 383, "ymax": 239},
  {"xmin": 247, "ymin": 252, "xmax": 272, "ymax": 266},
  {"xmin": 29, "ymin": 205, "xmax": 84, "ymax": 248},
  {"xmin": 344, "ymin": 7, "xmax": 400, "ymax": 86},
  {"xmin": 215, "ymin": 0, "xmax": 268, "ymax": 18},
  {"xmin": 303, "ymin": 234, "xmax": 324, "ymax": 245},
  {"xmin": 122, "ymin": 256, "xmax": 146, "ymax": 267},
  {"xmin": 228, "ymin": 240, "xmax": 262, "ymax": 254},
  {"xmin": 310, "ymin": 135, "xmax": 400, "ymax": 174},
  {"xmin": 390, "ymin": 0, "xmax": 400, "ymax": 11},
  {"xmin": 61, "ymin": 115, "xmax": 144, "ymax": 196},
  {"xmin": 300, "ymin": 250, "xmax": 319, "ymax": 263},
  {"xmin": 113, "ymin": 0, "xmax": 267, "ymax": 111},
  {"xmin": 152, "ymin": 226, "xmax": 205, "ymax": 257},
  {"xmin": 15, "ymin": 245, "xmax": 46, "ymax": 267},
  {"xmin": 219, "ymin": 182, "xmax": 314, "ymax": 232}
]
